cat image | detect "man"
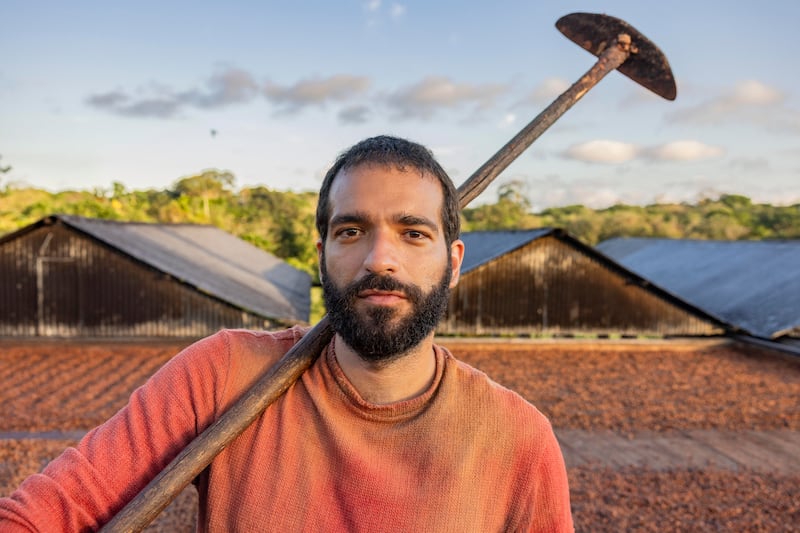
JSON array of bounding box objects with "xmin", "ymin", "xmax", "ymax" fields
[{"xmin": 0, "ymin": 136, "xmax": 573, "ymax": 531}]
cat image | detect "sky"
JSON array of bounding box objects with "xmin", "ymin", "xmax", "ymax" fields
[{"xmin": 2, "ymin": 1, "xmax": 799, "ymax": 210}]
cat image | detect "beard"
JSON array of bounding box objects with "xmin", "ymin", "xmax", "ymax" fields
[{"xmin": 320, "ymin": 258, "xmax": 452, "ymax": 364}]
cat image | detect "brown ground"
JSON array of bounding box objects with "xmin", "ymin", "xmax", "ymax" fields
[{"xmin": 1, "ymin": 337, "xmax": 798, "ymax": 531}]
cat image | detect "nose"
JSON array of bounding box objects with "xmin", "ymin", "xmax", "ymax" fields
[{"xmin": 363, "ymin": 230, "xmax": 400, "ymax": 274}]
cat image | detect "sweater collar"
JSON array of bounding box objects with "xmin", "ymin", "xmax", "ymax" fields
[{"xmin": 325, "ymin": 337, "xmax": 446, "ymax": 420}]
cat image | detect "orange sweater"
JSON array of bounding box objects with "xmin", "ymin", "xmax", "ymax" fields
[{"xmin": 0, "ymin": 328, "xmax": 573, "ymax": 532}]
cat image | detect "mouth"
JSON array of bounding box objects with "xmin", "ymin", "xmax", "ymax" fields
[{"xmin": 358, "ymin": 289, "xmax": 408, "ymax": 305}]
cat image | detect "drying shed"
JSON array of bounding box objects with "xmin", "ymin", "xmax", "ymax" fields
[
  {"xmin": 597, "ymin": 237, "xmax": 800, "ymax": 340},
  {"xmin": 438, "ymin": 229, "xmax": 725, "ymax": 337},
  {"xmin": 0, "ymin": 215, "xmax": 311, "ymax": 338}
]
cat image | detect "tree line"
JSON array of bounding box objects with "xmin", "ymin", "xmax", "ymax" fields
[
  {"xmin": 462, "ymin": 181, "xmax": 800, "ymax": 245},
  {"xmin": 2, "ymin": 171, "xmax": 799, "ymax": 280}
]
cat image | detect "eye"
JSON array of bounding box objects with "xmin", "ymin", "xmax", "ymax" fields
[
  {"xmin": 405, "ymin": 229, "xmax": 428, "ymax": 240},
  {"xmin": 335, "ymin": 227, "xmax": 361, "ymax": 239}
]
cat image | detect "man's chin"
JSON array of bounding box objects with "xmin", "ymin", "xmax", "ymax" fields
[{"xmin": 354, "ymin": 313, "xmax": 415, "ymax": 337}]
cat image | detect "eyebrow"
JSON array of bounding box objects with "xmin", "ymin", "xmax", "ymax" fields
[
  {"xmin": 329, "ymin": 212, "xmax": 369, "ymax": 229},
  {"xmin": 329, "ymin": 211, "xmax": 440, "ymax": 233},
  {"xmin": 395, "ymin": 213, "xmax": 439, "ymax": 233}
]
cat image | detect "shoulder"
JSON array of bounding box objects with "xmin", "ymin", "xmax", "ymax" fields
[
  {"xmin": 170, "ymin": 326, "xmax": 307, "ymax": 370},
  {"xmin": 437, "ymin": 345, "xmax": 554, "ymax": 439},
  {"xmin": 215, "ymin": 325, "xmax": 310, "ymax": 359},
  {"xmin": 172, "ymin": 326, "xmax": 310, "ymax": 407},
  {"xmin": 214, "ymin": 325, "xmax": 310, "ymax": 379},
  {"xmin": 436, "ymin": 345, "xmax": 573, "ymax": 529},
  {"xmin": 437, "ymin": 344, "xmax": 568, "ymax": 472}
]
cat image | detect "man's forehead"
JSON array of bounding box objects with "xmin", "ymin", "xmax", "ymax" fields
[
  {"xmin": 327, "ymin": 164, "xmax": 444, "ymax": 220},
  {"xmin": 336, "ymin": 161, "xmax": 428, "ymax": 180},
  {"xmin": 334, "ymin": 161, "xmax": 440, "ymax": 188},
  {"xmin": 335, "ymin": 162, "xmax": 439, "ymax": 193}
]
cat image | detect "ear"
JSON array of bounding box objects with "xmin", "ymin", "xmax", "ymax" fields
[
  {"xmin": 316, "ymin": 239, "xmax": 324, "ymax": 281},
  {"xmin": 448, "ymin": 239, "xmax": 465, "ymax": 289}
]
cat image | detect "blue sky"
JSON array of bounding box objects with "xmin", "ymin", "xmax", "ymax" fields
[{"xmin": 2, "ymin": 1, "xmax": 799, "ymax": 209}]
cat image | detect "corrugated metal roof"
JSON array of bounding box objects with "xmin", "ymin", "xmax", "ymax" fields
[
  {"xmin": 458, "ymin": 229, "xmax": 728, "ymax": 331},
  {"xmin": 55, "ymin": 215, "xmax": 310, "ymax": 322},
  {"xmin": 597, "ymin": 238, "xmax": 800, "ymax": 339},
  {"xmin": 459, "ymin": 229, "xmax": 554, "ymax": 274}
]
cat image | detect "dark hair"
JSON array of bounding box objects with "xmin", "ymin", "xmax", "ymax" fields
[{"xmin": 316, "ymin": 135, "xmax": 461, "ymax": 246}]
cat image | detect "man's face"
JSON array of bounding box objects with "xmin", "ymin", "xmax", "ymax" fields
[{"xmin": 317, "ymin": 163, "xmax": 464, "ymax": 363}]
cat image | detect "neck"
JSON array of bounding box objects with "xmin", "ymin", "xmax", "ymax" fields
[{"xmin": 333, "ymin": 333, "xmax": 437, "ymax": 405}]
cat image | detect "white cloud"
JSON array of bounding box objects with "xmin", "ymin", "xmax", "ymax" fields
[
  {"xmin": 523, "ymin": 175, "xmax": 649, "ymax": 210},
  {"xmin": 523, "ymin": 77, "xmax": 570, "ymax": 105},
  {"xmin": 729, "ymin": 80, "xmax": 783, "ymax": 105},
  {"xmin": 390, "ymin": 3, "xmax": 406, "ymax": 18},
  {"xmin": 498, "ymin": 113, "xmax": 516, "ymax": 128},
  {"xmin": 429, "ymin": 144, "xmax": 464, "ymax": 158},
  {"xmin": 386, "ymin": 76, "xmax": 507, "ymax": 119},
  {"xmin": 264, "ymin": 75, "xmax": 371, "ymax": 112},
  {"xmin": 88, "ymin": 69, "xmax": 374, "ymax": 119},
  {"xmin": 181, "ymin": 68, "xmax": 260, "ymax": 108},
  {"xmin": 364, "ymin": 0, "xmax": 381, "ymax": 12},
  {"xmin": 563, "ymin": 140, "xmax": 639, "ymax": 164},
  {"xmin": 645, "ymin": 141, "xmax": 725, "ymax": 162},
  {"xmin": 338, "ymin": 105, "xmax": 371, "ymax": 124},
  {"xmin": 86, "ymin": 67, "xmax": 260, "ymax": 118},
  {"xmin": 668, "ymin": 79, "xmax": 790, "ymax": 129},
  {"xmin": 728, "ymin": 156, "xmax": 770, "ymax": 172},
  {"xmin": 563, "ymin": 139, "xmax": 724, "ymax": 164}
]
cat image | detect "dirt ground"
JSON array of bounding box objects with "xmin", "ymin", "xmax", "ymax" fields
[{"xmin": 1, "ymin": 337, "xmax": 798, "ymax": 531}]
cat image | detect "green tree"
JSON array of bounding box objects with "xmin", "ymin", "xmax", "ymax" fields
[
  {"xmin": 0, "ymin": 154, "xmax": 11, "ymax": 194},
  {"xmin": 171, "ymin": 169, "xmax": 235, "ymax": 222},
  {"xmin": 538, "ymin": 204, "xmax": 602, "ymax": 243},
  {"xmin": 236, "ymin": 186, "xmax": 319, "ymax": 277},
  {"xmin": 462, "ymin": 180, "xmax": 539, "ymax": 230}
]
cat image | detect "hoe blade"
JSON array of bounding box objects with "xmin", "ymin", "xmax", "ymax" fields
[{"xmin": 557, "ymin": 12, "xmax": 677, "ymax": 100}]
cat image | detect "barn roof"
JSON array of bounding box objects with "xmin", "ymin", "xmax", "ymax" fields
[
  {"xmin": 459, "ymin": 229, "xmax": 554, "ymax": 274},
  {"xmin": 459, "ymin": 229, "xmax": 727, "ymax": 329},
  {"xmin": 597, "ymin": 237, "xmax": 800, "ymax": 339},
  {"xmin": 4, "ymin": 215, "xmax": 311, "ymax": 323}
]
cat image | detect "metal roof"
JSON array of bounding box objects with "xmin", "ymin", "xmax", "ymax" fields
[
  {"xmin": 597, "ymin": 238, "xmax": 800, "ymax": 339},
  {"xmin": 49, "ymin": 215, "xmax": 310, "ymax": 323},
  {"xmin": 459, "ymin": 229, "xmax": 554, "ymax": 274},
  {"xmin": 458, "ymin": 229, "xmax": 728, "ymax": 330}
]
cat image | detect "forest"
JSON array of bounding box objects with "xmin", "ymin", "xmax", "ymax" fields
[{"xmin": 2, "ymin": 169, "xmax": 799, "ymax": 280}]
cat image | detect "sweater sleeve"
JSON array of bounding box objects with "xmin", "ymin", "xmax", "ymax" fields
[
  {"xmin": 0, "ymin": 331, "xmax": 234, "ymax": 532},
  {"xmin": 527, "ymin": 423, "xmax": 574, "ymax": 532}
]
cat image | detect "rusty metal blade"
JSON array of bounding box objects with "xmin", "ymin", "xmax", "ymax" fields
[{"xmin": 556, "ymin": 12, "xmax": 677, "ymax": 100}]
